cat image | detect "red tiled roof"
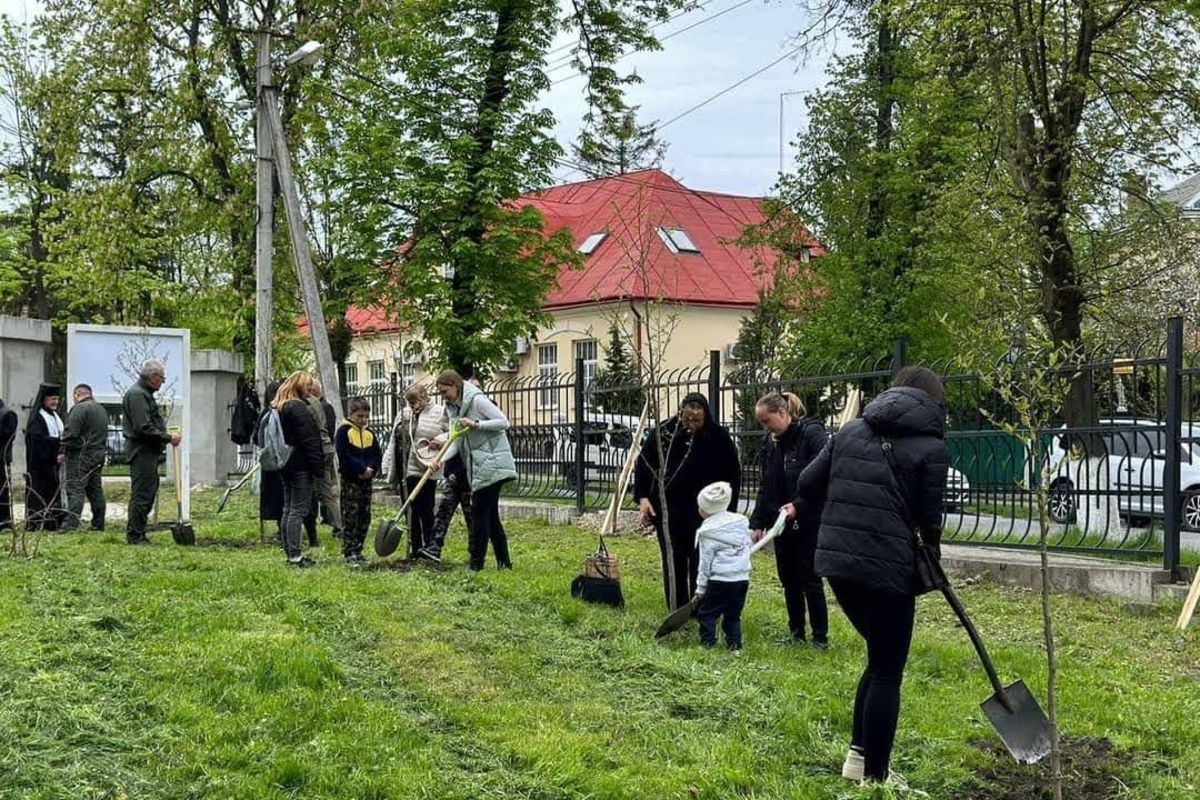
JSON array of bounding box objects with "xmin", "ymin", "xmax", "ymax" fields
[
  {"xmin": 316, "ymin": 170, "xmax": 821, "ymax": 335},
  {"xmin": 298, "ymin": 305, "xmax": 400, "ymax": 336},
  {"xmin": 523, "ymin": 169, "xmax": 820, "ymax": 310}
]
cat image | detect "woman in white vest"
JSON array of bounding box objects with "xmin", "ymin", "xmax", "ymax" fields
[{"xmin": 431, "ymin": 370, "xmax": 517, "ymax": 571}]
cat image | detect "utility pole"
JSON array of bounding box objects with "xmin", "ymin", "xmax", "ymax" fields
[
  {"xmin": 254, "ymin": 31, "xmax": 274, "ymax": 399},
  {"xmin": 261, "ymin": 77, "xmax": 343, "ymax": 415},
  {"xmin": 778, "ymin": 90, "xmax": 804, "ymax": 175}
]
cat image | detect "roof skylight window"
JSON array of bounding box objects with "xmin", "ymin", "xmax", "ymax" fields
[
  {"xmin": 657, "ymin": 227, "xmax": 700, "ymax": 254},
  {"xmin": 578, "ymin": 232, "xmax": 607, "ymax": 255}
]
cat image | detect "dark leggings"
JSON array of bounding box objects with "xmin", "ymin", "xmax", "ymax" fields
[
  {"xmin": 829, "ymin": 579, "xmax": 916, "ymax": 781},
  {"xmin": 405, "ymin": 475, "xmax": 437, "ymax": 555},
  {"xmin": 775, "ymin": 529, "xmax": 828, "ymax": 641},
  {"xmin": 655, "ymin": 514, "xmax": 700, "ymax": 611},
  {"xmin": 468, "ymin": 480, "xmax": 511, "ymax": 570}
]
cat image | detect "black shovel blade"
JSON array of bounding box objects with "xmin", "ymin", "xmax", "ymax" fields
[
  {"xmin": 655, "ymin": 602, "xmax": 696, "ymax": 639},
  {"xmin": 980, "ymin": 679, "xmax": 1053, "ymax": 765},
  {"xmin": 374, "ymin": 520, "xmax": 403, "ymax": 557},
  {"xmin": 171, "ymin": 523, "xmax": 196, "ymax": 546}
]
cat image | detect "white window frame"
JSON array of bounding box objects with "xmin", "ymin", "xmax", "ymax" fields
[
  {"xmin": 578, "ymin": 232, "xmax": 607, "ymax": 255},
  {"xmin": 537, "ymin": 344, "xmax": 559, "ymax": 409},
  {"xmin": 574, "ymin": 339, "xmax": 598, "ymax": 393},
  {"xmin": 344, "ymin": 363, "xmax": 359, "ymax": 397},
  {"xmin": 367, "ymin": 359, "xmax": 387, "ymax": 393},
  {"xmin": 657, "ymin": 226, "xmax": 700, "ymax": 254}
]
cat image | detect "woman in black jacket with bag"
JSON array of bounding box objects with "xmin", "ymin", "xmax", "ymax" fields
[
  {"xmin": 749, "ymin": 391, "xmax": 829, "ymax": 647},
  {"xmin": 791, "ymin": 366, "xmax": 950, "ymax": 790},
  {"xmin": 273, "ymin": 370, "xmax": 326, "ymax": 568}
]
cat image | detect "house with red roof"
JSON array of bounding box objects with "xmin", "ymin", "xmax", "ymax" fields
[{"xmin": 337, "ymin": 169, "xmax": 821, "ymax": 397}]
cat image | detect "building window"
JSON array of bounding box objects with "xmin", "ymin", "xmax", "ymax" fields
[
  {"xmin": 574, "ymin": 339, "xmax": 598, "ymax": 392},
  {"xmin": 657, "ymin": 227, "xmax": 700, "ymax": 254},
  {"xmin": 368, "ymin": 360, "xmax": 386, "ymax": 393},
  {"xmin": 344, "ymin": 363, "xmax": 359, "ymax": 396},
  {"xmin": 538, "ymin": 344, "xmax": 558, "ymax": 408},
  {"xmin": 400, "ymin": 360, "xmax": 416, "ymax": 389},
  {"xmin": 578, "ymin": 232, "xmax": 607, "ymax": 255}
]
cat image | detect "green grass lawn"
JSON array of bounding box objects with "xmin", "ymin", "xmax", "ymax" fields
[{"xmin": 1, "ymin": 488, "xmax": 1198, "ymax": 799}]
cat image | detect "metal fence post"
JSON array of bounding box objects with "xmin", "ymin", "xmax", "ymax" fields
[
  {"xmin": 574, "ymin": 357, "xmax": 586, "ymax": 513},
  {"xmin": 708, "ymin": 350, "xmax": 722, "ymax": 424},
  {"xmin": 389, "ymin": 371, "xmax": 399, "ymax": 425},
  {"xmin": 892, "ymin": 338, "xmax": 908, "ymax": 374},
  {"xmin": 1164, "ymin": 316, "xmax": 1183, "ymax": 577}
]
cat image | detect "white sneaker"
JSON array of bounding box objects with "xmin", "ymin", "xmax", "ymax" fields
[
  {"xmin": 860, "ymin": 771, "xmax": 927, "ymax": 797},
  {"xmin": 841, "ymin": 748, "xmax": 864, "ymax": 781}
]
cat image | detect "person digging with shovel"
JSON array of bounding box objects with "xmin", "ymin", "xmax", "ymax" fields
[{"xmin": 790, "ymin": 366, "xmax": 950, "ymax": 793}]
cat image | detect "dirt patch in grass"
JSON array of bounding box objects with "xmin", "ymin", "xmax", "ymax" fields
[{"xmin": 969, "ymin": 737, "xmax": 1134, "ymax": 799}]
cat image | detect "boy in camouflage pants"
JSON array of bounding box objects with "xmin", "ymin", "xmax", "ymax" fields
[
  {"xmin": 334, "ymin": 397, "xmax": 381, "ymax": 567},
  {"xmin": 421, "ymin": 454, "xmax": 473, "ymax": 562}
]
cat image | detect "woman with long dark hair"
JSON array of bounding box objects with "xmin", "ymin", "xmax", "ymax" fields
[
  {"xmin": 792, "ymin": 366, "xmax": 950, "ymax": 790},
  {"xmin": 431, "ymin": 370, "xmax": 516, "ymax": 571},
  {"xmin": 750, "ymin": 391, "xmax": 829, "ymax": 647},
  {"xmin": 634, "ymin": 393, "xmax": 741, "ymax": 611}
]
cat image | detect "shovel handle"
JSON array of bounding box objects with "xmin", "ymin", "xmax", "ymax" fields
[
  {"xmin": 932, "ymin": 559, "xmax": 1013, "ymax": 712},
  {"xmin": 390, "ymin": 426, "xmax": 464, "ymax": 521}
]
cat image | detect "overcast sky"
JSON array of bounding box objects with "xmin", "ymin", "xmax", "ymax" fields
[{"xmin": 0, "ymin": 0, "xmax": 837, "ymax": 198}]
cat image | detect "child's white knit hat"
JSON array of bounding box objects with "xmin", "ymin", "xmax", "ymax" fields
[{"xmin": 697, "ymin": 481, "xmax": 732, "ymax": 516}]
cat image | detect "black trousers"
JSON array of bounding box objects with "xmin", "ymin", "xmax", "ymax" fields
[
  {"xmin": 0, "ymin": 462, "xmax": 11, "ymax": 529},
  {"xmin": 775, "ymin": 528, "xmax": 828, "ymax": 641},
  {"xmin": 430, "ymin": 471, "xmax": 473, "ymax": 554},
  {"xmin": 26, "ymin": 466, "xmax": 63, "ymax": 532},
  {"xmin": 281, "ymin": 468, "xmax": 314, "ymax": 560},
  {"xmin": 697, "ymin": 579, "xmax": 749, "ymax": 649},
  {"xmin": 126, "ymin": 448, "xmax": 160, "ymax": 541},
  {"xmin": 830, "ymin": 579, "xmax": 916, "ymax": 781},
  {"xmin": 468, "ymin": 480, "xmax": 511, "ymax": 570},
  {"xmin": 654, "ymin": 513, "xmax": 700, "ymax": 611},
  {"xmin": 404, "ymin": 475, "xmax": 437, "ymax": 555}
]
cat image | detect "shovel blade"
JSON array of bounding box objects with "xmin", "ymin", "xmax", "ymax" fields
[
  {"xmin": 171, "ymin": 523, "xmax": 196, "ymax": 546},
  {"xmin": 980, "ymin": 679, "xmax": 1053, "ymax": 765},
  {"xmin": 374, "ymin": 520, "xmax": 403, "ymax": 557},
  {"xmin": 654, "ymin": 602, "xmax": 696, "ymax": 639}
]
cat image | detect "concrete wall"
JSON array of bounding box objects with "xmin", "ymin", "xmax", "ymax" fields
[
  {"xmin": 0, "ymin": 316, "xmax": 52, "ymax": 481},
  {"xmin": 189, "ymin": 349, "xmax": 244, "ymax": 486}
]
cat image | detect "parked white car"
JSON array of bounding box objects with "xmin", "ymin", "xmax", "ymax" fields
[
  {"xmin": 553, "ymin": 413, "xmax": 653, "ymax": 486},
  {"xmin": 1044, "ymin": 419, "xmax": 1200, "ymax": 529},
  {"xmin": 945, "ymin": 467, "xmax": 970, "ymax": 512}
]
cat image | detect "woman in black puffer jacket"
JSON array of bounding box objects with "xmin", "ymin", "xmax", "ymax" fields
[
  {"xmin": 273, "ymin": 370, "xmax": 326, "ymax": 568},
  {"xmin": 749, "ymin": 391, "xmax": 829, "ymax": 647},
  {"xmin": 792, "ymin": 366, "xmax": 950, "ymax": 789}
]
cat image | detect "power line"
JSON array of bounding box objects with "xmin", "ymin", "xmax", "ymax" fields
[
  {"xmin": 548, "ymin": 0, "xmax": 757, "ymax": 86},
  {"xmin": 658, "ymin": 44, "xmax": 805, "ymax": 130}
]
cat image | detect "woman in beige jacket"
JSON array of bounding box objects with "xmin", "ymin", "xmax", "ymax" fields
[{"xmin": 382, "ymin": 384, "xmax": 448, "ymax": 558}]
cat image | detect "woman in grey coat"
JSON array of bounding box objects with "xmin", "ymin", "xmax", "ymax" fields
[{"xmin": 431, "ymin": 370, "xmax": 517, "ymax": 571}]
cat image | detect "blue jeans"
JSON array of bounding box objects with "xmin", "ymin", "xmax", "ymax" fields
[{"xmin": 697, "ymin": 580, "xmax": 749, "ymax": 649}]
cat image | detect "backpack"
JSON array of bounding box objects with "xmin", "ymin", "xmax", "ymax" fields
[
  {"xmin": 257, "ymin": 409, "xmax": 293, "ymax": 472},
  {"xmin": 230, "ymin": 377, "xmax": 261, "ymax": 445}
]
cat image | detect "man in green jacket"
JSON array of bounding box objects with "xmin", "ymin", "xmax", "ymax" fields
[
  {"xmin": 62, "ymin": 383, "xmax": 110, "ymax": 531},
  {"xmin": 123, "ymin": 361, "xmax": 181, "ymax": 545}
]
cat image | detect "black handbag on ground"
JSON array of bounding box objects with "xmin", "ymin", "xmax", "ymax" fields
[
  {"xmin": 570, "ymin": 536, "xmax": 624, "ymax": 607},
  {"xmin": 879, "ymin": 436, "xmax": 944, "ymax": 595}
]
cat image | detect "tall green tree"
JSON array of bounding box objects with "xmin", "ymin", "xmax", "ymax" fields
[
  {"xmin": 594, "ymin": 320, "xmax": 643, "ymax": 414},
  {"xmin": 572, "ymin": 105, "xmax": 667, "ymax": 178}
]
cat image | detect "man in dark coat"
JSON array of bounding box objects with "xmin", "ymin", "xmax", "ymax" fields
[
  {"xmin": 123, "ymin": 361, "xmax": 181, "ymax": 545},
  {"xmin": 25, "ymin": 383, "xmax": 65, "ymax": 531},
  {"xmin": 635, "ymin": 393, "xmax": 741, "ymax": 611},
  {"xmin": 0, "ymin": 397, "xmax": 19, "ymax": 530},
  {"xmin": 62, "ymin": 383, "xmax": 109, "ymax": 531}
]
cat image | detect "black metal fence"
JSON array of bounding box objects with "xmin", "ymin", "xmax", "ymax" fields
[{"xmin": 264, "ymin": 318, "xmax": 1199, "ymax": 574}]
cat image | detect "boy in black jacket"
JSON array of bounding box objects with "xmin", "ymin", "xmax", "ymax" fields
[{"xmin": 335, "ymin": 397, "xmax": 382, "ymax": 567}]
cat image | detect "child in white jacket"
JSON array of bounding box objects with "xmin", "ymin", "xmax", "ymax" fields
[{"xmin": 695, "ymin": 481, "xmax": 752, "ymax": 651}]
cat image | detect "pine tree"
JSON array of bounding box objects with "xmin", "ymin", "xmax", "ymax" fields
[
  {"xmin": 573, "ymin": 106, "xmax": 667, "ymax": 179},
  {"xmin": 594, "ymin": 321, "xmax": 643, "ymax": 414}
]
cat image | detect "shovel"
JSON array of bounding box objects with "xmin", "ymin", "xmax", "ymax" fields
[
  {"xmin": 931, "ymin": 557, "xmax": 1051, "ymax": 764},
  {"xmin": 169, "ymin": 444, "xmax": 195, "ymax": 546},
  {"xmin": 218, "ymin": 463, "xmax": 259, "ymax": 513},
  {"xmin": 374, "ymin": 424, "xmax": 466, "ymax": 558},
  {"xmin": 655, "ymin": 509, "xmax": 789, "ymax": 639}
]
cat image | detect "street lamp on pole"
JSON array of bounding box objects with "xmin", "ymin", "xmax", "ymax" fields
[{"xmin": 254, "ymin": 36, "xmax": 342, "ymax": 414}]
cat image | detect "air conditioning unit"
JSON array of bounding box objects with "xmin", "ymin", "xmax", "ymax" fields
[
  {"xmin": 514, "ymin": 337, "xmax": 530, "ymax": 355},
  {"xmin": 725, "ymin": 342, "xmax": 747, "ymax": 362},
  {"xmin": 497, "ymin": 358, "xmax": 519, "ymax": 373}
]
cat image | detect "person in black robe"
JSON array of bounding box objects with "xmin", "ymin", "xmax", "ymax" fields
[
  {"xmin": 634, "ymin": 393, "xmax": 741, "ymax": 611},
  {"xmin": 0, "ymin": 397, "xmax": 18, "ymax": 530},
  {"xmin": 25, "ymin": 383, "xmax": 66, "ymax": 531}
]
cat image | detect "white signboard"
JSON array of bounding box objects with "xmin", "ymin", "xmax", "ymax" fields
[{"xmin": 66, "ymin": 325, "xmax": 191, "ymax": 521}]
